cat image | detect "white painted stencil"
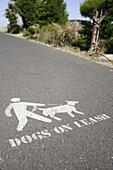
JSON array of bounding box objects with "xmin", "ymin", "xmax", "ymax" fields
[
  {"xmin": 5, "ymin": 98, "xmax": 84, "ymax": 131},
  {"xmin": 38, "ymin": 101, "xmax": 84, "ymax": 121},
  {"xmin": 5, "ymin": 98, "xmax": 51, "ymax": 131}
]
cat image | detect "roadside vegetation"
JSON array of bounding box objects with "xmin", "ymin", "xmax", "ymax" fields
[{"xmin": 5, "ymin": 0, "xmax": 113, "ymax": 67}]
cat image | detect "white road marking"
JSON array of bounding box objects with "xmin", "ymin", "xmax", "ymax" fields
[
  {"xmin": 5, "ymin": 99, "xmax": 84, "ymax": 131},
  {"xmin": 38, "ymin": 101, "xmax": 84, "ymax": 121},
  {"xmin": 5, "ymin": 98, "xmax": 51, "ymax": 131},
  {"xmin": 7, "ymin": 114, "xmax": 111, "ymax": 148}
]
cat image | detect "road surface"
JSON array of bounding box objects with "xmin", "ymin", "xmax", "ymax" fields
[{"xmin": 0, "ymin": 32, "xmax": 113, "ymax": 170}]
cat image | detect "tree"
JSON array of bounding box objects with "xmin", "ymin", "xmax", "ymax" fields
[
  {"xmin": 78, "ymin": 21, "xmax": 92, "ymax": 50},
  {"xmin": 80, "ymin": 0, "xmax": 105, "ymax": 18},
  {"xmin": 89, "ymin": 10, "xmax": 107, "ymax": 52},
  {"xmin": 36, "ymin": 0, "xmax": 68, "ymax": 27},
  {"xmin": 100, "ymin": 0, "xmax": 113, "ymax": 39},
  {"xmin": 14, "ymin": 0, "xmax": 40, "ymax": 29},
  {"xmin": 7, "ymin": 0, "xmax": 41, "ymax": 29},
  {"xmin": 80, "ymin": 0, "xmax": 113, "ymax": 52},
  {"xmin": 5, "ymin": 3, "xmax": 18, "ymax": 26},
  {"xmin": 6, "ymin": 0, "xmax": 68, "ymax": 29},
  {"xmin": 100, "ymin": 15, "xmax": 113, "ymax": 39}
]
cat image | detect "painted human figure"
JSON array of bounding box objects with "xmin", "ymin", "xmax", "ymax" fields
[{"xmin": 5, "ymin": 98, "xmax": 52, "ymax": 131}]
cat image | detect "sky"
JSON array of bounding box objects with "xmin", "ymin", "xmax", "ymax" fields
[{"xmin": 0, "ymin": 0, "xmax": 85, "ymax": 28}]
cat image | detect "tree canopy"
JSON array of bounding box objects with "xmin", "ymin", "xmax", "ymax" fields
[
  {"xmin": 5, "ymin": 0, "xmax": 68, "ymax": 29},
  {"xmin": 80, "ymin": 0, "xmax": 105, "ymax": 18},
  {"xmin": 14, "ymin": 0, "xmax": 39, "ymax": 29},
  {"xmin": 5, "ymin": 3, "xmax": 18, "ymax": 26},
  {"xmin": 80, "ymin": 0, "xmax": 113, "ymax": 19},
  {"xmin": 80, "ymin": 0, "xmax": 113, "ymax": 40},
  {"xmin": 36, "ymin": 0, "xmax": 68, "ymax": 27}
]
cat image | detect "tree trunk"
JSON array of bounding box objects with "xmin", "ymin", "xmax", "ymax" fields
[
  {"xmin": 89, "ymin": 10, "xmax": 107, "ymax": 53},
  {"xmin": 89, "ymin": 11, "xmax": 99, "ymax": 52}
]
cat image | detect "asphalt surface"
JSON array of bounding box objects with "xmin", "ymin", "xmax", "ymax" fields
[{"xmin": 0, "ymin": 32, "xmax": 113, "ymax": 170}]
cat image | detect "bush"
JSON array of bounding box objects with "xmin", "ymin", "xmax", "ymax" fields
[
  {"xmin": 99, "ymin": 39, "xmax": 113, "ymax": 54},
  {"xmin": 22, "ymin": 23, "xmax": 74, "ymax": 47},
  {"xmin": 23, "ymin": 26, "xmax": 36, "ymax": 39},
  {"xmin": 7, "ymin": 24, "xmax": 21, "ymax": 34},
  {"xmin": 38, "ymin": 23, "xmax": 73, "ymax": 47},
  {"xmin": 23, "ymin": 25, "xmax": 41, "ymax": 39},
  {"xmin": 61, "ymin": 31, "xmax": 73, "ymax": 46},
  {"xmin": 27, "ymin": 26, "xmax": 36, "ymax": 35},
  {"xmin": 77, "ymin": 34, "xmax": 90, "ymax": 50},
  {"xmin": 23, "ymin": 30, "xmax": 33, "ymax": 39},
  {"xmin": 77, "ymin": 21, "xmax": 92, "ymax": 50},
  {"xmin": 38, "ymin": 25, "xmax": 57, "ymax": 45}
]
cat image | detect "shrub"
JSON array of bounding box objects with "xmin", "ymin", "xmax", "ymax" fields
[
  {"xmin": 7, "ymin": 24, "xmax": 21, "ymax": 34},
  {"xmin": 23, "ymin": 29, "xmax": 33, "ymax": 39},
  {"xmin": 23, "ymin": 23, "xmax": 74, "ymax": 47},
  {"xmin": 11, "ymin": 25, "xmax": 21, "ymax": 34},
  {"xmin": 99, "ymin": 39, "xmax": 113, "ymax": 54},
  {"xmin": 38, "ymin": 23, "xmax": 73, "ymax": 47},
  {"xmin": 27, "ymin": 26, "xmax": 36, "ymax": 35},
  {"xmin": 23, "ymin": 26, "xmax": 36, "ymax": 39},
  {"xmin": 77, "ymin": 34, "xmax": 90, "ymax": 50},
  {"xmin": 59, "ymin": 31, "xmax": 73, "ymax": 46}
]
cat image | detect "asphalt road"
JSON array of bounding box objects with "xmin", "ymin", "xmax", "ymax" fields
[{"xmin": 0, "ymin": 32, "xmax": 113, "ymax": 170}]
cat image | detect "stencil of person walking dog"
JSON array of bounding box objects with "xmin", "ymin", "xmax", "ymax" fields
[{"xmin": 5, "ymin": 98, "xmax": 84, "ymax": 131}]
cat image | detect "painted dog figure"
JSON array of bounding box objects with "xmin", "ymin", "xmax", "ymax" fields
[{"xmin": 38, "ymin": 101, "xmax": 84, "ymax": 121}]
